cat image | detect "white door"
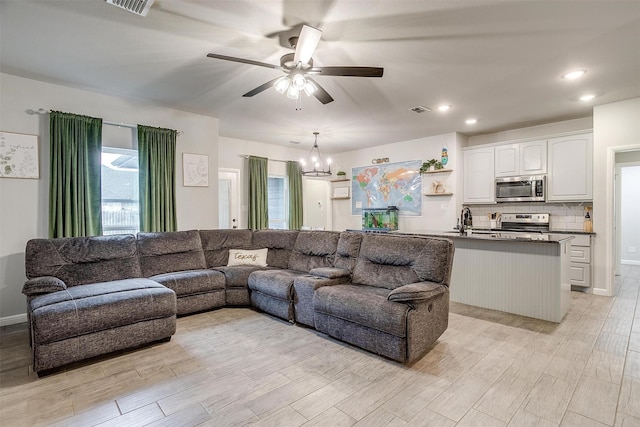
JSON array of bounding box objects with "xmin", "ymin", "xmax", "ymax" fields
[
  {"xmin": 303, "ymin": 179, "xmax": 331, "ymax": 230},
  {"xmin": 218, "ymin": 169, "xmax": 240, "ymax": 229}
]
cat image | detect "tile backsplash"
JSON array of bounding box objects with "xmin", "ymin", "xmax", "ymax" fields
[{"xmin": 468, "ymin": 203, "xmax": 592, "ymax": 231}]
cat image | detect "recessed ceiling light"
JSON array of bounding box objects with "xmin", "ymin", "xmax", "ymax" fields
[
  {"xmin": 579, "ymin": 94, "xmax": 596, "ymax": 101},
  {"xmin": 465, "ymin": 118, "xmax": 477, "ymax": 125},
  {"xmin": 436, "ymin": 105, "xmax": 451, "ymax": 112},
  {"xmin": 562, "ymin": 69, "xmax": 587, "ymax": 80}
]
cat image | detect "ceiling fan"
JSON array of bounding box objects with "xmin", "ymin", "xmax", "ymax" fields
[{"xmin": 206, "ymin": 25, "xmax": 384, "ymax": 105}]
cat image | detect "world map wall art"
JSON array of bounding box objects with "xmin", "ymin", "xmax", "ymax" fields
[{"xmin": 351, "ymin": 160, "xmax": 422, "ymax": 216}]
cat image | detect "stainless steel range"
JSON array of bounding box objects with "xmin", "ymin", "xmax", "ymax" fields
[{"xmin": 500, "ymin": 213, "xmax": 550, "ymax": 233}]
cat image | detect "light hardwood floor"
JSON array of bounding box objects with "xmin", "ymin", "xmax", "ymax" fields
[{"xmin": 1, "ymin": 265, "xmax": 638, "ymax": 427}]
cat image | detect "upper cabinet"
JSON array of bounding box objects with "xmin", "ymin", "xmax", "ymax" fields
[
  {"xmin": 495, "ymin": 140, "xmax": 547, "ymax": 177},
  {"xmin": 547, "ymin": 133, "xmax": 593, "ymax": 201},
  {"xmin": 463, "ymin": 147, "xmax": 495, "ymax": 203}
]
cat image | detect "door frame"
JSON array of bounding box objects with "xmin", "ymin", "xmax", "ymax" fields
[
  {"xmin": 218, "ymin": 168, "xmax": 241, "ymax": 229},
  {"xmin": 605, "ymin": 145, "xmax": 640, "ymax": 296}
]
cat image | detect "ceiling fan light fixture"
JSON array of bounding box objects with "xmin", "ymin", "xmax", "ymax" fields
[
  {"xmin": 292, "ymin": 73, "xmax": 307, "ymax": 91},
  {"xmin": 303, "ymin": 80, "xmax": 318, "ymax": 96},
  {"xmin": 274, "ymin": 76, "xmax": 290, "ymax": 94},
  {"xmin": 286, "ymin": 85, "xmax": 300, "ymax": 100}
]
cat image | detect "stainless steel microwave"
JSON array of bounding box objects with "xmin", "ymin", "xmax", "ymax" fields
[{"xmin": 495, "ymin": 175, "xmax": 546, "ymax": 202}]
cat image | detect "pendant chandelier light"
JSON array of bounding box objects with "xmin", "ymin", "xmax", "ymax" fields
[{"xmin": 300, "ymin": 132, "xmax": 332, "ymax": 177}]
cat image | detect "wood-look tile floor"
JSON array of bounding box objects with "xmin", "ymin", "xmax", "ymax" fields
[{"xmin": 1, "ymin": 265, "xmax": 638, "ymax": 427}]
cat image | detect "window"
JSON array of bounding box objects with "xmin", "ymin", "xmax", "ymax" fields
[
  {"xmin": 268, "ymin": 175, "xmax": 287, "ymax": 229},
  {"xmin": 101, "ymin": 147, "xmax": 140, "ymax": 235}
]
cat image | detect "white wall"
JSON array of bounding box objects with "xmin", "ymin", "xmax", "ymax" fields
[
  {"xmin": 330, "ymin": 133, "xmax": 465, "ymax": 232},
  {"xmin": 217, "ymin": 136, "xmax": 314, "ymax": 230},
  {"xmin": 593, "ymin": 97, "xmax": 640, "ymax": 295},
  {"xmin": 620, "ymin": 165, "xmax": 640, "ymax": 264},
  {"xmin": 0, "ymin": 73, "xmax": 219, "ymax": 323}
]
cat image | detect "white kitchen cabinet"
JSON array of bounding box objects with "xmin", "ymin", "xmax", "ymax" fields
[
  {"xmin": 495, "ymin": 140, "xmax": 546, "ymax": 177},
  {"xmin": 463, "ymin": 147, "xmax": 495, "ymax": 203},
  {"xmin": 495, "ymin": 144, "xmax": 519, "ymax": 177},
  {"xmin": 547, "ymin": 133, "xmax": 593, "ymax": 201},
  {"xmin": 569, "ymin": 234, "xmax": 592, "ymax": 288}
]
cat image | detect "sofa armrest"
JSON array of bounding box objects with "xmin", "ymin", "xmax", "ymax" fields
[
  {"xmin": 22, "ymin": 276, "xmax": 67, "ymax": 296},
  {"xmin": 309, "ymin": 267, "xmax": 351, "ymax": 279},
  {"xmin": 387, "ymin": 282, "xmax": 446, "ymax": 303}
]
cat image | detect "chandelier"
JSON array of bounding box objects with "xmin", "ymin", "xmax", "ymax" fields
[{"xmin": 300, "ymin": 132, "xmax": 332, "ymax": 177}]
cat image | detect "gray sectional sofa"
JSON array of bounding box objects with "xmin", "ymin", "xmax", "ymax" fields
[{"xmin": 23, "ymin": 229, "xmax": 454, "ymax": 374}]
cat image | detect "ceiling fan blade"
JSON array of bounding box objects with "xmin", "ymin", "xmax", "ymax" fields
[
  {"xmin": 242, "ymin": 77, "xmax": 282, "ymax": 97},
  {"xmin": 305, "ymin": 77, "xmax": 334, "ymax": 104},
  {"xmin": 293, "ymin": 25, "xmax": 322, "ymax": 66},
  {"xmin": 308, "ymin": 66, "xmax": 384, "ymax": 77},
  {"xmin": 206, "ymin": 53, "xmax": 281, "ymax": 70}
]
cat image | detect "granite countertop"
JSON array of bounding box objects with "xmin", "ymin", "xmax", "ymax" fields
[
  {"xmin": 392, "ymin": 230, "xmax": 574, "ymax": 244},
  {"xmin": 471, "ymin": 227, "xmax": 596, "ymax": 236}
]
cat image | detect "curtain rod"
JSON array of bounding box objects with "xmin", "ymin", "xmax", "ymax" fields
[
  {"xmin": 27, "ymin": 108, "xmax": 183, "ymax": 135},
  {"xmin": 240, "ymin": 154, "xmax": 289, "ymax": 164}
]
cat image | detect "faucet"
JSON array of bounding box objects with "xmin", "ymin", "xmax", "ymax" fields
[{"xmin": 460, "ymin": 206, "xmax": 472, "ymax": 235}]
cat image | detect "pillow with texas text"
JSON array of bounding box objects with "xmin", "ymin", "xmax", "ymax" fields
[{"xmin": 227, "ymin": 248, "xmax": 268, "ymax": 267}]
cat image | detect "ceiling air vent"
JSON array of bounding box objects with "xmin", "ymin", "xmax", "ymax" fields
[
  {"xmin": 105, "ymin": 0, "xmax": 154, "ymax": 17},
  {"xmin": 409, "ymin": 105, "xmax": 432, "ymax": 114}
]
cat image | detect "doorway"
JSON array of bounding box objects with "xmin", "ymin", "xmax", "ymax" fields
[
  {"xmin": 218, "ymin": 169, "xmax": 240, "ymax": 229},
  {"xmin": 303, "ymin": 178, "xmax": 331, "ymax": 230},
  {"xmin": 615, "ymin": 154, "xmax": 640, "ymax": 276}
]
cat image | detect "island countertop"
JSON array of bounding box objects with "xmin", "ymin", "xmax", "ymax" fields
[{"xmin": 391, "ymin": 230, "xmax": 574, "ymax": 244}]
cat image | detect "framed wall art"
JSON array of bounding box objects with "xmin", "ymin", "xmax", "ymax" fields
[
  {"xmin": 0, "ymin": 131, "xmax": 39, "ymax": 179},
  {"xmin": 183, "ymin": 153, "xmax": 209, "ymax": 187}
]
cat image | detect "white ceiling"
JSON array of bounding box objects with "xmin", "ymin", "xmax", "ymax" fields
[{"xmin": 1, "ymin": 0, "xmax": 639, "ymax": 153}]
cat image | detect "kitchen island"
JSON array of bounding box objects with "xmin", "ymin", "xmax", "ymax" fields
[{"xmin": 395, "ymin": 230, "xmax": 573, "ymax": 322}]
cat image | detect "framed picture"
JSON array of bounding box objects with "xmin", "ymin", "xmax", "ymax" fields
[
  {"xmin": 183, "ymin": 153, "xmax": 209, "ymax": 187},
  {"xmin": 0, "ymin": 131, "xmax": 39, "ymax": 179},
  {"xmin": 332, "ymin": 186, "xmax": 350, "ymax": 199}
]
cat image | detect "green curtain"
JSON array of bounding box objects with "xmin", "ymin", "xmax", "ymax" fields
[
  {"xmin": 248, "ymin": 156, "xmax": 268, "ymax": 230},
  {"xmin": 138, "ymin": 125, "xmax": 177, "ymax": 232},
  {"xmin": 49, "ymin": 111, "xmax": 103, "ymax": 238},
  {"xmin": 287, "ymin": 161, "xmax": 303, "ymax": 230}
]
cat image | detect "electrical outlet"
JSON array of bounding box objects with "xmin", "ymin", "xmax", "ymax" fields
[{"xmin": 629, "ymin": 246, "xmax": 637, "ymax": 253}]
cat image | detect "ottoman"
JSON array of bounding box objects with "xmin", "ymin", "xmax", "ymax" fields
[{"xmin": 28, "ymin": 278, "xmax": 176, "ymax": 374}]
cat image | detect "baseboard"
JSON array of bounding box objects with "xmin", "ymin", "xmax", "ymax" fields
[
  {"xmin": 0, "ymin": 313, "xmax": 28, "ymax": 327},
  {"xmin": 621, "ymin": 260, "xmax": 640, "ymax": 266},
  {"xmin": 592, "ymin": 288, "xmax": 611, "ymax": 297}
]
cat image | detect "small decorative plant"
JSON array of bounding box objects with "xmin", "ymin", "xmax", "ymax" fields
[
  {"xmin": 419, "ymin": 159, "xmax": 437, "ymax": 174},
  {"xmin": 434, "ymin": 161, "xmax": 444, "ymax": 170},
  {"xmin": 336, "ymin": 171, "xmax": 347, "ymax": 178}
]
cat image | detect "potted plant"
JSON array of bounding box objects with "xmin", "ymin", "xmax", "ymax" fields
[
  {"xmin": 434, "ymin": 161, "xmax": 444, "ymax": 170},
  {"xmin": 419, "ymin": 159, "xmax": 437, "ymax": 174},
  {"xmin": 336, "ymin": 171, "xmax": 347, "ymax": 179}
]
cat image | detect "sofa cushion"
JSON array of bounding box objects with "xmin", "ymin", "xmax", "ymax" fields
[
  {"xmin": 25, "ymin": 235, "xmax": 142, "ymax": 287},
  {"xmin": 213, "ymin": 265, "xmax": 269, "ymax": 288},
  {"xmin": 29, "ymin": 278, "xmax": 176, "ymax": 344},
  {"xmin": 252, "ymin": 230, "xmax": 298, "ymax": 269},
  {"xmin": 150, "ymin": 269, "xmax": 225, "ymax": 296},
  {"xmin": 334, "ymin": 232, "xmax": 363, "ymax": 271},
  {"xmin": 200, "ymin": 229, "xmax": 254, "ymax": 268},
  {"xmin": 288, "ymin": 231, "xmax": 340, "ymax": 272},
  {"xmin": 227, "ymin": 248, "xmax": 268, "ymax": 267},
  {"xmin": 314, "ymin": 284, "xmax": 410, "ymax": 337},
  {"xmin": 248, "ymin": 269, "xmax": 303, "ymax": 300},
  {"xmin": 137, "ymin": 230, "xmax": 207, "ymax": 277},
  {"xmin": 352, "ymin": 234, "xmax": 454, "ymax": 289}
]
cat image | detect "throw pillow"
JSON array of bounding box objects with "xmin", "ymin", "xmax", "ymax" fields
[{"xmin": 227, "ymin": 248, "xmax": 268, "ymax": 267}]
